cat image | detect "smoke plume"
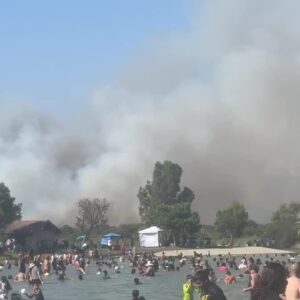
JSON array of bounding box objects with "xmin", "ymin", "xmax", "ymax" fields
[{"xmin": 1, "ymin": 0, "xmax": 300, "ymax": 225}]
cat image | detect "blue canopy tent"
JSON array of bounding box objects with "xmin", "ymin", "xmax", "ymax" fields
[{"xmin": 100, "ymin": 232, "xmax": 121, "ymax": 248}]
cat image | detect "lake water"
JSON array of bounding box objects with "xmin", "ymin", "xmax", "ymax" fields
[{"xmin": 1, "ymin": 254, "xmax": 287, "ymax": 300}]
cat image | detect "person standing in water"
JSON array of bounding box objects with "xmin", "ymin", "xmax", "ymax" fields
[
  {"xmin": 280, "ymin": 262, "xmax": 300, "ymax": 300},
  {"xmin": 27, "ymin": 261, "xmax": 43, "ymax": 286},
  {"xmin": 42, "ymin": 256, "xmax": 51, "ymax": 275},
  {"xmin": 193, "ymin": 269, "xmax": 227, "ymax": 300},
  {"xmin": 183, "ymin": 274, "xmax": 195, "ymax": 300},
  {"xmin": 243, "ymin": 264, "xmax": 260, "ymax": 299},
  {"xmin": 224, "ymin": 271, "xmax": 236, "ymax": 285},
  {"xmin": 0, "ymin": 276, "xmax": 12, "ymax": 299},
  {"xmin": 255, "ymin": 262, "xmax": 287, "ymax": 300}
]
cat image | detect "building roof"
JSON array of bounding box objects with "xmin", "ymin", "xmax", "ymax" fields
[
  {"xmin": 139, "ymin": 226, "xmax": 163, "ymax": 234},
  {"xmin": 5, "ymin": 220, "xmax": 61, "ymax": 235},
  {"xmin": 102, "ymin": 232, "xmax": 121, "ymax": 238}
]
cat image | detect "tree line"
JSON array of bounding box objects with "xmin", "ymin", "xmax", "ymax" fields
[{"xmin": 1, "ymin": 160, "xmax": 300, "ymax": 248}]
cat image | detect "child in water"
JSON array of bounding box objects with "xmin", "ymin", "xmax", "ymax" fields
[{"xmin": 224, "ymin": 271, "xmax": 236, "ymax": 284}]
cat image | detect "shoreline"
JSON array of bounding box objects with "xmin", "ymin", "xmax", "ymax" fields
[{"xmin": 154, "ymin": 246, "xmax": 295, "ymax": 257}]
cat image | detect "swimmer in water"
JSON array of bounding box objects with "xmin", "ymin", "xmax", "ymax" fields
[
  {"xmin": 134, "ymin": 278, "xmax": 142, "ymax": 285},
  {"xmin": 132, "ymin": 290, "xmax": 139, "ymax": 300},
  {"xmin": 103, "ymin": 270, "xmax": 110, "ymax": 280},
  {"xmin": 224, "ymin": 271, "xmax": 236, "ymax": 285}
]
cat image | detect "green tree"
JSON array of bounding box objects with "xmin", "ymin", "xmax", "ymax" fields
[
  {"xmin": 214, "ymin": 201, "xmax": 248, "ymax": 238},
  {"xmin": 75, "ymin": 198, "xmax": 110, "ymax": 237},
  {"xmin": 138, "ymin": 161, "xmax": 201, "ymax": 246},
  {"xmin": 266, "ymin": 202, "xmax": 300, "ymax": 248},
  {"xmin": 117, "ymin": 223, "xmax": 142, "ymax": 247},
  {"xmin": 60, "ymin": 224, "xmax": 80, "ymax": 240},
  {"xmin": 0, "ymin": 183, "xmax": 22, "ymax": 229}
]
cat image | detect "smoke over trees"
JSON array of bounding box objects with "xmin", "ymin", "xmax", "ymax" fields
[
  {"xmin": 265, "ymin": 202, "xmax": 300, "ymax": 248},
  {"xmin": 138, "ymin": 161, "xmax": 201, "ymax": 246},
  {"xmin": 1, "ymin": 1, "xmax": 300, "ymax": 225},
  {"xmin": 75, "ymin": 198, "xmax": 110, "ymax": 237},
  {"xmin": 215, "ymin": 201, "xmax": 249, "ymax": 238}
]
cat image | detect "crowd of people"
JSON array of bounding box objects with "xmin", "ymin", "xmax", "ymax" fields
[
  {"xmin": 0, "ymin": 250, "xmax": 151, "ymax": 299},
  {"xmin": 0, "ymin": 248, "xmax": 299, "ymax": 299},
  {"xmin": 182, "ymin": 250, "xmax": 300, "ymax": 300}
]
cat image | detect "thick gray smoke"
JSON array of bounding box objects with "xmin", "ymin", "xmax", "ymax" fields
[{"xmin": 1, "ymin": 0, "xmax": 300, "ymax": 225}]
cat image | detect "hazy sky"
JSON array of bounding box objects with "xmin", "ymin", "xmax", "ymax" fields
[
  {"xmin": 0, "ymin": 0, "xmax": 191, "ymax": 117},
  {"xmin": 1, "ymin": 0, "xmax": 300, "ymax": 226}
]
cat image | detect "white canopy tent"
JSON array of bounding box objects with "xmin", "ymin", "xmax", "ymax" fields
[{"xmin": 138, "ymin": 226, "xmax": 163, "ymax": 247}]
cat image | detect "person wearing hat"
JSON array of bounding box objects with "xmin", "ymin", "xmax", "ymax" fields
[{"xmin": 193, "ymin": 269, "xmax": 227, "ymax": 300}]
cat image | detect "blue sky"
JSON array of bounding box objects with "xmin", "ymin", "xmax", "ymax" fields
[
  {"xmin": 0, "ymin": 1, "xmax": 191, "ymax": 117},
  {"xmin": 2, "ymin": 0, "xmax": 300, "ymax": 224}
]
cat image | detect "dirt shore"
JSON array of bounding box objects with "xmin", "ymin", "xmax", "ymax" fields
[{"xmin": 154, "ymin": 246, "xmax": 295, "ymax": 257}]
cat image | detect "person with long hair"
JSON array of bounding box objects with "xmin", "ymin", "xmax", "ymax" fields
[
  {"xmin": 243, "ymin": 264, "xmax": 260, "ymax": 299},
  {"xmin": 253, "ymin": 262, "xmax": 287, "ymax": 300}
]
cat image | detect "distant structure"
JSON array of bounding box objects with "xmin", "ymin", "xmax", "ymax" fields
[
  {"xmin": 139, "ymin": 226, "xmax": 162, "ymax": 247},
  {"xmin": 5, "ymin": 220, "xmax": 61, "ymax": 252}
]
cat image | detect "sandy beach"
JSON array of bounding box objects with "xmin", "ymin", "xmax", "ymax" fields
[{"xmin": 154, "ymin": 246, "xmax": 295, "ymax": 257}]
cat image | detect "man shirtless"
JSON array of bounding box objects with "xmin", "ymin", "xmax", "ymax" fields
[{"xmin": 281, "ymin": 262, "xmax": 300, "ymax": 300}]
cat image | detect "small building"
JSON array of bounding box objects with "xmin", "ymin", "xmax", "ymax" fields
[
  {"xmin": 138, "ymin": 226, "xmax": 163, "ymax": 247},
  {"xmin": 5, "ymin": 220, "xmax": 61, "ymax": 252}
]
